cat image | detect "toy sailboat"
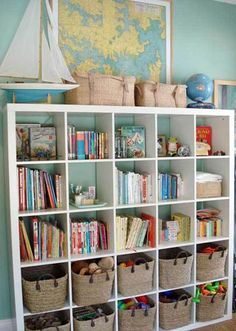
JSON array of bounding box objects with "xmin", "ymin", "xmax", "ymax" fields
[{"xmin": 0, "ymin": 0, "xmax": 78, "ymax": 102}]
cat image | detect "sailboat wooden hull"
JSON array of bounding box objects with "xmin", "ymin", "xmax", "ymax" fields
[{"xmin": 0, "ymin": 83, "xmax": 79, "ymax": 103}]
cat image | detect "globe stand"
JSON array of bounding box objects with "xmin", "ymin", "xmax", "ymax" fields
[{"xmin": 187, "ymin": 101, "xmax": 215, "ymax": 109}]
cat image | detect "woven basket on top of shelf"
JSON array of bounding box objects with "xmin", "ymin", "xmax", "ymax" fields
[
  {"xmin": 159, "ymin": 248, "xmax": 193, "ymax": 289},
  {"xmin": 118, "ymin": 297, "xmax": 156, "ymax": 331},
  {"xmin": 73, "ymin": 303, "xmax": 115, "ymax": 331},
  {"xmin": 197, "ymin": 245, "xmax": 228, "ymax": 281},
  {"xmin": 65, "ymin": 72, "xmax": 136, "ymax": 106},
  {"xmin": 25, "ymin": 312, "xmax": 70, "ymax": 331},
  {"xmin": 22, "ymin": 265, "xmax": 68, "ymax": 313},
  {"xmin": 117, "ymin": 253, "xmax": 154, "ymax": 296},
  {"xmin": 196, "ymin": 291, "xmax": 227, "ymax": 322},
  {"xmin": 159, "ymin": 289, "xmax": 192, "ymax": 330},
  {"xmin": 72, "ymin": 268, "xmax": 115, "ymax": 306}
]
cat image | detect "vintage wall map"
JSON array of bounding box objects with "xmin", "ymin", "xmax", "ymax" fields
[{"xmin": 59, "ymin": 0, "xmax": 168, "ymax": 81}]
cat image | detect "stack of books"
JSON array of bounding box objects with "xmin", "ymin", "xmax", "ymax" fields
[
  {"xmin": 18, "ymin": 167, "xmax": 62, "ymax": 211},
  {"xmin": 116, "ymin": 213, "xmax": 155, "ymax": 250},
  {"xmin": 67, "ymin": 125, "xmax": 108, "ymax": 160},
  {"xmin": 71, "ymin": 218, "xmax": 108, "ymax": 255},
  {"xmin": 160, "ymin": 212, "xmax": 191, "ymax": 242},
  {"xmin": 158, "ymin": 173, "xmax": 183, "ymax": 200},
  {"xmin": 197, "ymin": 207, "xmax": 222, "ymax": 238},
  {"xmin": 16, "ymin": 124, "xmax": 56, "ymax": 161},
  {"xmin": 19, "ymin": 217, "xmax": 66, "ymax": 262},
  {"xmin": 115, "ymin": 168, "xmax": 152, "ymax": 205}
]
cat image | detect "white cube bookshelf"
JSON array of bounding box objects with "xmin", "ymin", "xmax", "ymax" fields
[{"xmin": 4, "ymin": 104, "xmax": 234, "ymax": 331}]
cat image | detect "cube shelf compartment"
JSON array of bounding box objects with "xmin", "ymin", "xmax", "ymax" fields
[{"xmin": 4, "ymin": 104, "xmax": 234, "ymax": 331}]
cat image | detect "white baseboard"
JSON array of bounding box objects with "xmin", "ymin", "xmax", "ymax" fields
[{"xmin": 0, "ymin": 319, "xmax": 14, "ymax": 331}]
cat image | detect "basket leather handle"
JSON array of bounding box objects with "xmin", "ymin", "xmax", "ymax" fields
[
  {"xmin": 209, "ymin": 245, "xmax": 226, "ymax": 260},
  {"xmin": 174, "ymin": 250, "xmax": 189, "ymax": 265},
  {"xmin": 174, "ymin": 294, "xmax": 189, "ymax": 309},
  {"xmin": 131, "ymin": 258, "xmax": 149, "ymax": 273},
  {"xmin": 211, "ymin": 289, "xmax": 227, "ymax": 303},
  {"xmin": 89, "ymin": 268, "xmax": 110, "ymax": 284},
  {"xmin": 36, "ymin": 273, "xmax": 58, "ymax": 291},
  {"xmin": 131, "ymin": 306, "xmax": 149, "ymax": 317}
]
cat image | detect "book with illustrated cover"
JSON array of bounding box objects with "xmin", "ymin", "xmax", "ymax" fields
[
  {"xmin": 30, "ymin": 127, "xmax": 56, "ymax": 160},
  {"xmin": 16, "ymin": 123, "xmax": 40, "ymax": 160},
  {"xmin": 121, "ymin": 126, "xmax": 145, "ymax": 158},
  {"xmin": 196, "ymin": 126, "xmax": 212, "ymax": 155}
]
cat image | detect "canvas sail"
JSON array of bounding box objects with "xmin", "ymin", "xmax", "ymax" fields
[
  {"xmin": 0, "ymin": 1, "xmax": 40, "ymax": 78},
  {"xmin": 0, "ymin": 0, "xmax": 75, "ymax": 84}
]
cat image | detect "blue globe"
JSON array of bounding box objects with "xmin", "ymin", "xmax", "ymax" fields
[{"xmin": 186, "ymin": 74, "xmax": 213, "ymax": 102}]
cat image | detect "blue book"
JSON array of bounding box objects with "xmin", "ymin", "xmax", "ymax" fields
[
  {"xmin": 77, "ymin": 131, "xmax": 85, "ymax": 160},
  {"xmin": 171, "ymin": 175, "xmax": 177, "ymax": 199},
  {"xmin": 162, "ymin": 174, "xmax": 168, "ymax": 200}
]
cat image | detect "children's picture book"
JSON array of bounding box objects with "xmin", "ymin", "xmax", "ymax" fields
[
  {"xmin": 16, "ymin": 123, "xmax": 40, "ymax": 160},
  {"xmin": 157, "ymin": 135, "xmax": 167, "ymax": 157},
  {"xmin": 30, "ymin": 127, "xmax": 56, "ymax": 160},
  {"xmin": 121, "ymin": 126, "xmax": 145, "ymax": 158},
  {"xmin": 196, "ymin": 126, "xmax": 212, "ymax": 155}
]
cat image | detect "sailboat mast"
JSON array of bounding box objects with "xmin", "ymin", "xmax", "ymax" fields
[{"xmin": 38, "ymin": 0, "xmax": 43, "ymax": 81}]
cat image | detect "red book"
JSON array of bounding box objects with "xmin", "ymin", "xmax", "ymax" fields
[
  {"xmin": 19, "ymin": 221, "xmax": 28, "ymax": 261},
  {"xmin": 141, "ymin": 213, "xmax": 156, "ymax": 248},
  {"xmin": 196, "ymin": 126, "xmax": 212, "ymax": 155}
]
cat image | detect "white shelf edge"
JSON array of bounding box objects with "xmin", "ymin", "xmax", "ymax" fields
[
  {"xmin": 159, "ymin": 283, "xmax": 195, "ymax": 293},
  {"xmin": 18, "ymin": 208, "xmax": 67, "ymax": 217},
  {"xmin": 21, "ymin": 257, "xmax": 69, "ymax": 268}
]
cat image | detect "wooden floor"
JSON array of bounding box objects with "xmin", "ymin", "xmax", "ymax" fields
[{"xmin": 197, "ymin": 314, "xmax": 236, "ymax": 330}]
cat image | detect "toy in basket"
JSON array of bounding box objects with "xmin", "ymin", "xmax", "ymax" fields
[
  {"xmin": 72, "ymin": 257, "xmax": 115, "ymax": 306},
  {"xmin": 118, "ymin": 296, "xmax": 156, "ymax": 331},
  {"xmin": 73, "ymin": 303, "xmax": 115, "ymax": 331},
  {"xmin": 25, "ymin": 312, "xmax": 70, "ymax": 331},
  {"xmin": 197, "ymin": 244, "xmax": 228, "ymax": 281},
  {"xmin": 22, "ymin": 265, "xmax": 68, "ymax": 313},
  {"xmin": 159, "ymin": 248, "xmax": 193, "ymax": 289},
  {"xmin": 159, "ymin": 289, "xmax": 192, "ymax": 330},
  {"xmin": 117, "ymin": 253, "xmax": 154, "ymax": 296},
  {"xmin": 193, "ymin": 282, "xmax": 227, "ymax": 321}
]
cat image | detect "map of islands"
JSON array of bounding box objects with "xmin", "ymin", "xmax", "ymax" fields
[{"xmin": 59, "ymin": 0, "xmax": 167, "ymax": 81}]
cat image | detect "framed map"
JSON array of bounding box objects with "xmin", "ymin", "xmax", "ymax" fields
[{"xmin": 57, "ymin": 0, "xmax": 171, "ymax": 83}]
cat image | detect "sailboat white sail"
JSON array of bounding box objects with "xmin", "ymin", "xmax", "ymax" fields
[{"xmin": 0, "ymin": 0, "xmax": 75, "ymax": 84}]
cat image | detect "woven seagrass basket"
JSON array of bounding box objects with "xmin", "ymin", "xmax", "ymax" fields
[
  {"xmin": 72, "ymin": 268, "xmax": 115, "ymax": 306},
  {"xmin": 196, "ymin": 292, "xmax": 227, "ymax": 322},
  {"xmin": 135, "ymin": 81, "xmax": 187, "ymax": 107},
  {"xmin": 117, "ymin": 253, "xmax": 154, "ymax": 296},
  {"xmin": 65, "ymin": 72, "xmax": 136, "ymax": 106},
  {"xmin": 159, "ymin": 248, "xmax": 193, "ymax": 289},
  {"xmin": 159, "ymin": 290, "xmax": 192, "ymax": 330},
  {"xmin": 197, "ymin": 245, "xmax": 228, "ymax": 281},
  {"xmin": 22, "ymin": 265, "xmax": 68, "ymax": 313},
  {"xmin": 73, "ymin": 304, "xmax": 115, "ymax": 331},
  {"xmin": 25, "ymin": 312, "xmax": 70, "ymax": 331},
  {"xmin": 118, "ymin": 297, "xmax": 156, "ymax": 331}
]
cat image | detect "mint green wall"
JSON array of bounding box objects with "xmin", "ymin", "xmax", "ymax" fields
[{"xmin": 0, "ymin": 0, "xmax": 236, "ymax": 320}]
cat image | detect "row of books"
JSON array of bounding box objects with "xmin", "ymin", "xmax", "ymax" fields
[
  {"xmin": 116, "ymin": 213, "xmax": 155, "ymax": 250},
  {"xmin": 67, "ymin": 125, "xmax": 109, "ymax": 160},
  {"xmin": 158, "ymin": 173, "xmax": 183, "ymax": 200},
  {"xmin": 19, "ymin": 217, "xmax": 66, "ymax": 262},
  {"xmin": 115, "ymin": 126, "xmax": 145, "ymax": 158},
  {"xmin": 160, "ymin": 213, "xmax": 191, "ymax": 242},
  {"xmin": 16, "ymin": 123, "xmax": 56, "ymax": 161},
  {"xmin": 197, "ymin": 207, "xmax": 222, "ymax": 238},
  {"xmin": 71, "ymin": 218, "xmax": 108, "ymax": 255},
  {"xmin": 115, "ymin": 168, "xmax": 152, "ymax": 205},
  {"xmin": 18, "ymin": 167, "xmax": 62, "ymax": 211}
]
